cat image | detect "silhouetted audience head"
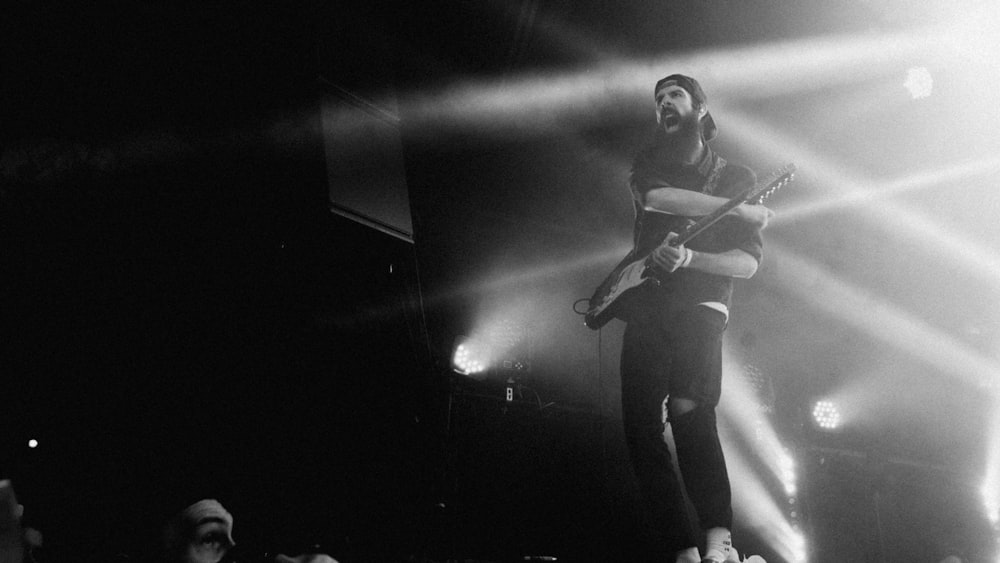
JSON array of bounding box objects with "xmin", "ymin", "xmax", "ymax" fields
[
  {"xmin": 274, "ymin": 555, "xmax": 338, "ymax": 563},
  {"xmin": 161, "ymin": 499, "xmax": 235, "ymax": 563}
]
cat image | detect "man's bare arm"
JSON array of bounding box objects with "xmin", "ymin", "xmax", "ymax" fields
[{"xmin": 650, "ymin": 235, "xmax": 760, "ymax": 279}]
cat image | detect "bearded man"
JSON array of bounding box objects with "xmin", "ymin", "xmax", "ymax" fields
[{"xmin": 619, "ymin": 74, "xmax": 772, "ymax": 563}]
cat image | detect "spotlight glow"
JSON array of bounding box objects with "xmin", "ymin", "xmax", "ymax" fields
[
  {"xmin": 415, "ymin": 26, "xmax": 939, "ymax": 129},
  {"xmin": 721, "ymin": 351, "xmax": 795, "ymax": 481},
  {"xmin": 984, "ymin": 486, "xmax": 999, "ymax": 526},
  {"xmin": 720, "ymin": 350, "xmax": 804, "ymax": 562},
  {"xmin": 780, "ymin": 452, "xmax": 798, "ymax": 496},
  {"xmin": 904, "ymin": 66, "xmax": 933, "ymax": 99},
  {"xmin": 790, "ymin": 530, "xmax": 809, "ymax": 563},
  {"xmin": 984, "ymin": 401, "xmax": 1000, "ymax": 526},
  {"xmin": 27, "ymin": 439, "xmax": 38, "ymax": 449},
  {"xmin": 452, "ymin": 337, "xmax": 490, "ymax": 377},
  {"xmin": 722, "ymin": 435, "xmax": 805, "ymax": 563},
  {"xmin": 384, "ymin": 19, "xmax": 955, "ymax": 142},
  {"xmin": 812, "ymin": 400, "xmax": 842, "ymax": 430},
  {"xmin": 450, "ymin": 312, "xmax": 537, "ymax": 380}
]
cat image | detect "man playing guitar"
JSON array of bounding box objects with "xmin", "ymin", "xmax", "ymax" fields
[{"xmin": 616, "ymin": 74, "xmax": 772, "ymax": 563}]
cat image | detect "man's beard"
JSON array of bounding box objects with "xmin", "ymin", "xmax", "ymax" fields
[{"xmin": 660, "ymin": 111, "xmax": 703, "ymax": 145}]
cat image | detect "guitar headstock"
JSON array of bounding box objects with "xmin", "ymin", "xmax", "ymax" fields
[{"xmin": 750, "ymin": 163, "xmax": 796, "ymax": 205}]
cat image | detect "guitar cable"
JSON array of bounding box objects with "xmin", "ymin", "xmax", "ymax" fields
[{"xmin": 571, "ymin": 296, "xmax": 608, "ymax": 463}]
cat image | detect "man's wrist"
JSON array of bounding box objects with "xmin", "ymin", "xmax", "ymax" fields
[{"xmin": 680, "ymin": 248, "xmax": 694, "ymax": 268}]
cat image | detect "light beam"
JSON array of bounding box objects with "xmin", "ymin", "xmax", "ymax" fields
[{"xmin": 768, "ymin": 240, "xmax": 1000, "ymax": 393}]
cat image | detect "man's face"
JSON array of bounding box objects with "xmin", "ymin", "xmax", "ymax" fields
[
  {"xmin": 654, "ymin": 82, "xmax": 701, "ymax": 135},
  {"xmin": 180, "ymin": 520, "xmax": 233, "ymax": 563}
]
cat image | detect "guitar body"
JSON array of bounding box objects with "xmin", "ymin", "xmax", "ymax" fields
[
  {"xmin": 584, "ymin": 217, "xmax": 692, "ymax": 330},
  {"xmin": 584, "ymin": 164, "xmax": 795, "ymax": 330},
  {"xmin": 585, "ymin": 253, "xmax": 657, "ymax": 329}
]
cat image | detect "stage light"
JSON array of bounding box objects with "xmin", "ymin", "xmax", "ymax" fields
[
  {"xmin": 984, "ymin": 402, "xmax": 1000, "ymax": 524},
  {"xmin": 790, "ymin": 531, "xmax": 808, "ymax": 563},
  {"xmin": 719, "ymin": 350, "xmax": 808, "ymax": 561},
  {"xmin": 779, "ymin": 452, "xmax": 798, "ymax": 496},
  {"xmin": 812, "ymin": 400, "xmax": 842, "ymax": 430},
  {"xmin": 452, "ymin": 336, "xmax": 490, "ymax": 377},
  {"xmin": 779, "ymin": 453, "xmax": 796, "ymax": 480},
  {"xmin": 986, "ymin": 484, "xmax": 999, "ymax": 526},
  {"xmin": 985, "ymin": 469, "xmax": 1000, "ymax": 526},
  {"xmin": 725, "ymin": 447, "xmax": 802, "ymax": 563},
  {"xmin": 904, "ymin": 66, "xmax": 933, "ymax": 99}
]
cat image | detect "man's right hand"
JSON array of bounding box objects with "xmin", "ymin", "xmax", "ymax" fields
[{"xmin": 737, "ymin": 203, "xmax": 774, "ymax": 228}]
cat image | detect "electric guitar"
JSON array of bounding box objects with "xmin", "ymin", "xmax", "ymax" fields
[{"xmin": 584, "ymin": 163, "xmax": 796, "ymax": 330}]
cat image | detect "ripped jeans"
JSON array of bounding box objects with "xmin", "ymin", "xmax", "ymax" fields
[{"xmin": 620, "ymin": 303, "xmax": 732, "ymax": 554}]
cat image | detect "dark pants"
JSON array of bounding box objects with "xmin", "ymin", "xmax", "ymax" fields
[{"xmin": 620, "ymin": 302, "xmax": 733, "ymax": 555}]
